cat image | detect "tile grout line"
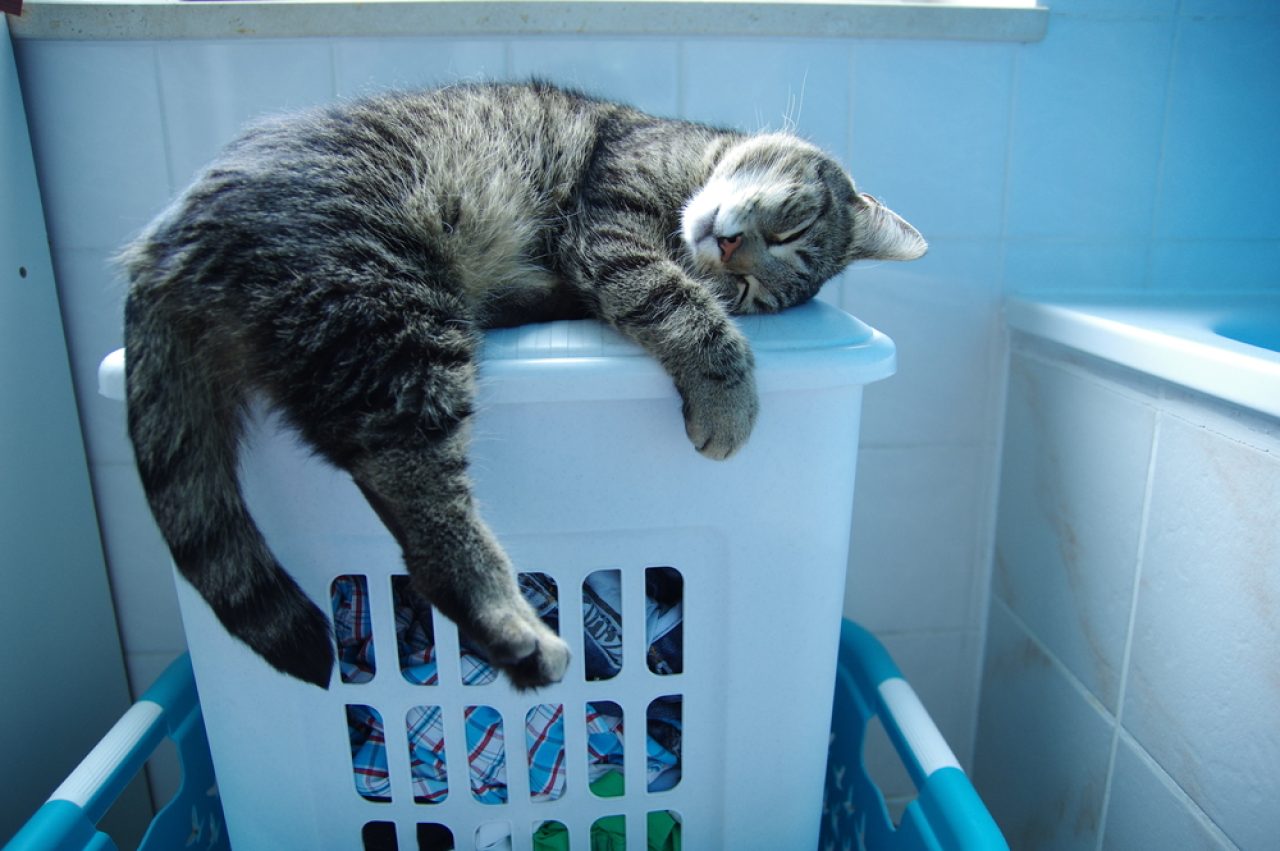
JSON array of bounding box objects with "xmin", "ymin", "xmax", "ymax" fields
[
  {"xmin": 1111, "ymin": 725, "xmax": 1244, "ymax": 851},
  {"xmin": 992, "ymin": 596, "xmax": 1113, "ymax": 723},
  {"xmin": 150, "ymin": 43, "xmax": 177, "ymax": 198},
  {"xmin": 1093, "ymin": 412, "xmax": 1162, "ymax": 851}
]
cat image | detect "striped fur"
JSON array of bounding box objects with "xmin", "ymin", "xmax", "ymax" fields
[{"xmin": 121, "ymin": 81, "xmax": 925, "ymax": 689}]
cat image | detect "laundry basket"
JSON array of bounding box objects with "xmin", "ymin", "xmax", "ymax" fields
[{"xmin": 91, "ymin": 301, "xmax": 898, "ymax": 850}]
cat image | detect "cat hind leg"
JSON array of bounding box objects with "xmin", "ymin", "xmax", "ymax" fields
[{"xmin": 352, "ymin": 445, "xmax": 571, "ymax": 690}]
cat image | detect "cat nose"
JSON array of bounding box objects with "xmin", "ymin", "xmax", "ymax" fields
[{"xmin": 717, "ymin": 234, "xmax": 743, "ymax": 263}]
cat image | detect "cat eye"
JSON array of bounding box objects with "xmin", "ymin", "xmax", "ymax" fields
[{"xmin": 765, "ymin": 217, "xmax": 817, "ymax": 247}]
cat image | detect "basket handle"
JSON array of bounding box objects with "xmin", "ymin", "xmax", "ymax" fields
[
  {"xmin": 4, "ymin": 655, "xmax": 226, "ymax": 851},
  {"xmin": 837, "ymin": 619, "xmax": 1008, "ymax": 850}
]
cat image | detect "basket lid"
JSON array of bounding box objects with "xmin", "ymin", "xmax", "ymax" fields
[
  {"xmin": 480, "ymin": 300, "xmax": 895, "ymax": 402},
  {"xmin": 98, "ymin": 301, "xmax": 895, "ymax": 404}
]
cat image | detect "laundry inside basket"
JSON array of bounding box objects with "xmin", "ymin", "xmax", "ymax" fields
[{"xmin": 333, "ymin": 569, "xmax": 684, "ymax": 805}]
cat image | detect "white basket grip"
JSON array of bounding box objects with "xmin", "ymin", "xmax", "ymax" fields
[{"xmin": 878, "ymin": 677, "xmax": 961, "ymax": 779}]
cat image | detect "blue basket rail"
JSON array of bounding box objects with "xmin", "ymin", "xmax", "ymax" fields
[
  {"xmin": 5, "ymin": 654, "xmax": 229, "ymax": 851},
  {"xmin": 7, "ymin": 621, "xmax": 1003, "ymax": 851},
  {"xmin": 824, "ymin": 620, "xmax": 1007, "ymax": 851}
]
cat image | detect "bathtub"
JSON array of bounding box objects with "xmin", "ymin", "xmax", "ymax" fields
[
  {"xmin": 1004, "ymin": 296, "xmax": 1280, "ymax": 419},
  {"xmin": 987, "ymin": 295, "xmax": 1280, "ymax": 847}
]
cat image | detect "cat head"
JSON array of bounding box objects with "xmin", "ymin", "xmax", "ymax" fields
[{"xmin": 680, "ymin": 133, "xmax": 926, "ymax": 314}]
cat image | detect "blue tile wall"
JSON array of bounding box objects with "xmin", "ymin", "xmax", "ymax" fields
[
  {"xmin": 1005, "ymin": 15, "xmax": 1174, "ymax": 242},
  {"xmin": 15, "ymin": 41, "xmax": 170, "ymax": 252},
  {"xmin": 1155, "ymin": 18, "xmax": 1280, "ymax": 242},
  {"xmin": 1003, "ymin": 239, "xmax": 1150, "ymax": 295},
  {"xmin": 510, "ymin": 37, "xmax": 680, "ymax": 117},
  {"xmin": 333, "ymin": 37, "xmax": 506, "ymax": 96},
  {"xmin": 850, "ymin": 40, "xmax": 1013, "ymax": 240},
  {"xmin": 157, "ymin": 40, "xmax": 337, "ymax": 188},
  {"xmin": 679, "ymin": 38, "xmax": 850, "ymax": 158}
]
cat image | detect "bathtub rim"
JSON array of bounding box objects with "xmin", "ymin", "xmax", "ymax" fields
[{"xmin": 1004, "ymin": 295, "xmax": 1280, "ymax": 421}]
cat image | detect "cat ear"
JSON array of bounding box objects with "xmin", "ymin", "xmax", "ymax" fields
[{"xmin": 850, "ymin": 193, "xmax": 928, "ymax": 261}]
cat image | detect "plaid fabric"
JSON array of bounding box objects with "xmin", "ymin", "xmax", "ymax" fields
[
  {"xmin": 463, "ymin": 704, "xmax": 509, "ymax": 803},
  {"xmin": 345, "ymin": 704, "xmax": 390, "ymax": 801},
  {"xmin": 525, "ymin": 703, "xmax": 568, "ymax": 801},
  {"xmin": 338, "ymin": 570, "xmax": 684, "ymax": 802},
  {"xmin": 586, "ymin": 701, "xmax": 627, "ymax": 786},
  {"xmin": 331, "ymin": 576, "xmax": 376, "ymax": 684},
  {"xmin": 405, "ymin": 705, "xmax": 448, "ymax": 803},
  {"xmin": 392, "ymin": 576, "xmax": 437, "ymax": 684}
]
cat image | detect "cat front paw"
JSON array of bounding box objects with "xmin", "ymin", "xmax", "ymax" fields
[
  {"xmin": 681, "ymin": 374, "xmax": 759, "ymax": 460},
  {"xmin": 506, "ymin": 633, "xmax": 572, "ymax": 691},
  {"xmin": 481, "ymin": 609, "xmax": 571, "ymax": 691}
]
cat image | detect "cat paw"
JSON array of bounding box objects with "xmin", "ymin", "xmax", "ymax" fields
[
  {"xmin": 481, "ymin": 610, "xmax": 571, "ymax": 691},
  {"xmin": 506, "ymin": 633, "xmax": 572, "ymax": 691},
  {"xmin": 681, "ymin": 376, "xmax": 759, "ymax": 460}
]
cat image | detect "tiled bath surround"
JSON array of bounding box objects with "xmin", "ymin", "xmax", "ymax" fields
[
  {"xmin": 10, "ymin": 0, "xmax": 1280, "ymax": 831},
  {"xmin": 979, "ymin": 336, "xmax": 1280, "ymax": 850}
]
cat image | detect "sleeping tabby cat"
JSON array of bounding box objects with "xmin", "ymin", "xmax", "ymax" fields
[{"xmin": 120, "ymin": 81, "xmax": 925, "ymax": 690}]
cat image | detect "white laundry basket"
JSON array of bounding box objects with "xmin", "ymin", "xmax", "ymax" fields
[{"xmin": 99, "ymin": 300, "xmax": 894, "ymax": 851}]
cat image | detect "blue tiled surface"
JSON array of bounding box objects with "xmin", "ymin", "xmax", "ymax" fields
[
  {"xmin": 333, "ymin": 37, "xmax": 505, "ymax": 97},
  {"xmin": 1004, "ymin": 240, "xmax": 1150, "ymax": 294},
  {"xmin": 15, "ymin": 41, "xmax": 170, "ymax": 251},
  {"xmin": 1005, "ymin": 15, "xmax": 1174, "ymax": 241},
  {"xmin": 510, "ymin": 37, "xmax": 680, "ymax": 117},
  {"xmin": 851, "ymin": 41, "xmax": 1014, "ymax": 240},
  {"xmin": 679, "ymin": 38, "xmax": 850, "ymax": 160},
  {"xmin": 1155, "ymin": 18, "xmax": 1280, "ymax": 241}
]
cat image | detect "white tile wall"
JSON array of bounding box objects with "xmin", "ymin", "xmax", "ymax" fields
[
  {"xmin": 845, "ymin": 445, "xmax": 986, "ymax": 634},
  {"xmin": 974, "ymin": 600, "xmax": 1114, "ymax": 851},
  {"xmin": 981, "ymin": 336, "xmax": 1280, "ymax": 849},
  {"xmin": 1124, "ymin": 417, "xmax": 1280, "ymax": 851},
  {"xmin": 1101, "ymin": 734, "xmax": 1235, "ymax": 851},
  {"xmin": 842, "ymin": 238, "xmax": 1003, "ymax": 448},
  {"xmin": 994, "ymin": 351, "xmax": 1154, "ymax": 710},
  {"xmin": 679, "ymin": 38, "xmax": 850, "ymax": 157}
]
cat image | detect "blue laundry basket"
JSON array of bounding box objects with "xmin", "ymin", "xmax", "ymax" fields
[
  {"xmin": 823, "ymin": 621, "xmax": 1007, "ymax": 851},
  {"xmin": 5, "ymin": 654, "xmax": 228, "ymax": 851},
  {"xmin": 6, "ymin": 620, "xmax": 1003, "ymax": 851}
]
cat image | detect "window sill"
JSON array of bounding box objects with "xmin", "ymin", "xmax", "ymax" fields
[{"xmin": 8, "ymin": 0, "xmax": 1048, "ymax": 42}]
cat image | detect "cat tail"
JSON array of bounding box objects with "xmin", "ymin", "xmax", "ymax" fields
[{"xmin": 123, "ymin": 291, "xmax": 334, "ymax": 688}]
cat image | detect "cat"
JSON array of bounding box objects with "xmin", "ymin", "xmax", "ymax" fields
[{"xmin": 119, "ymin": 81, "xmax": 926, "ymax": 691}]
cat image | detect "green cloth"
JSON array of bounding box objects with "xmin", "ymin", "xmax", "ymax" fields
[{"xmin": 530, "ymin": 772, "xmax": 681, "ymax": 851}]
